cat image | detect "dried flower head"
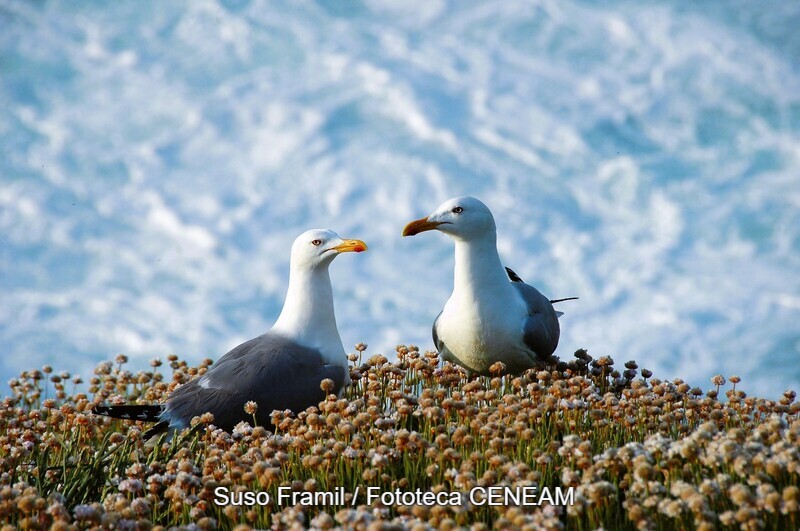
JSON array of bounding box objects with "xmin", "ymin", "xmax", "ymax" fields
[{"xmin": 244, "ymin": 401, "xmax": 258, "ymax": 416}]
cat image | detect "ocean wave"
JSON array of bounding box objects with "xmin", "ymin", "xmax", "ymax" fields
[{"xmin": 1, "ymin": 0, "xmax": 798, "ymax": 397}]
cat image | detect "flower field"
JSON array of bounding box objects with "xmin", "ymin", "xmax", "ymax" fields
[{"xmin": 1, "ymin": 346, "xmax": 798, "ymax": 530}]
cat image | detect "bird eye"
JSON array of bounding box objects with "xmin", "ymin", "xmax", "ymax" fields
[
  {"xmin": 311, "ymin": 239, "xmax": 322, "ymax": 246},
  {"xmin": 452, "ymin": 206, "xmax": 463, "ymax": 214}
]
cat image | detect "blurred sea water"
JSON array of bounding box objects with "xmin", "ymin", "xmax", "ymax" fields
[{"xmin": 1, "ymin": 0, "xmax": 799, "ymax": 398}]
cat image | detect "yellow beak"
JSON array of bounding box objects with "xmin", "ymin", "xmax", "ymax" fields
[
  {"xmin": 332, "ymin": 239, "xmax": 368, "ymax": 253},
  {"xmin": 402, "ymin": 217, "xmax": 443, "ymax": 237}
]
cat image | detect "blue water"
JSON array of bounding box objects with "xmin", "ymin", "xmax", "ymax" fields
[{"xmin": 2, "ymin": 0, "xmax": 799, "ymax": 398}]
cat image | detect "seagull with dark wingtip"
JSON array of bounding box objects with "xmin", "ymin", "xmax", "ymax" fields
[
  {"xmin": 93, "ymin": 229, "xmax": 367, "ymax": 438},
  {"xmin": 403, "ymin": 196, "xmax": 574, "ymax": 376}
]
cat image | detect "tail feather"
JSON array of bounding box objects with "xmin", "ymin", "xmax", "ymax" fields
[
  {"xmin": 92, "ymin": 404, "xmax": 164, "ymax": 422},
  {"xmin": 506, "ymin": 267, "xmax": 579, "ymax": 306},
  {"xmin": 550, "ymin": 297, "xmax": 579, "ymax": 304},
  {"xmin": 143, "ymin": 420, "xmax": 171, "ymax": 440}
]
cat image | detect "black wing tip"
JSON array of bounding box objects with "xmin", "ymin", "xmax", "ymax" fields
[
  {"xmin": 505, "ymin": 267, "xmax": 523, "ymax": 283},
  {"xmin": 91, "ymin": 404, "xmax": 164, "ymax": 422},
  {"xmin": 92, "ymin": 405, "xmax": 129, "ymax": 416},
  {"xmin": 550, "ymin": 297, "xmax": 579, "ymax": 304},
  {"xmin": 143, "ymin": 421, "xmax": 171, "ymax": 440}
]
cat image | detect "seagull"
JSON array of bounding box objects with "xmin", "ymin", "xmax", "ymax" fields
[
  {"xmin": 93, "ymin": 229, "xmax": 367, "ymax": 437},
  {"xmin": 402, "ymin": 196, "xmax": 572, "ymax": 376}
]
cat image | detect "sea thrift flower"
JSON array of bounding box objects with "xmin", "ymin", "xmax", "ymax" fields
[{"xmin": 320, "ymin": 379, "xmax": 336, "ymax": 393}]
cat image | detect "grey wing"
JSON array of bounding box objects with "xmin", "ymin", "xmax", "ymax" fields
[
  {"xmin": 163, "ymin": 333, "xmax": 346, "ymax": 431},
  {"xmin": 432, "ymin": 311, "xmax": 457, "ymax": 364},
  {"xmin": 512, "ymin": 282, "xmax": 560, "ymax": 360}
]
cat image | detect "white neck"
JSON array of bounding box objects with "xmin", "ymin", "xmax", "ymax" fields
[
  {"xmin": 271, "ymin": 264, "xmax": 344, "ymax": 357},
  {"xmin": 452, "ymin": 232, "xmax": 515, "ymax": 302}
]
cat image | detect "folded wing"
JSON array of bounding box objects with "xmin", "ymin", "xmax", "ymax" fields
[{"xmin": 161, "ymin": 333, "xmax": 346, "ymax": 433}]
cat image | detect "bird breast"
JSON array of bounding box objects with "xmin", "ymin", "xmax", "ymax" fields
[{"xmin": 438, "ymin": 289, "xmax": 530, "ymax": 373}]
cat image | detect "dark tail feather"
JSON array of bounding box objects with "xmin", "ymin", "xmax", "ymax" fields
[
  {"xmin": 550, "ymin": 297, "xmax": 579, "ymax": 304},
  {"xmin": 143, "ymin": 421, "xmax": 171, "ymax": 439},
  {"xmin": 92, "ymin": 404, "xmax": 164, "ymax": 422}
]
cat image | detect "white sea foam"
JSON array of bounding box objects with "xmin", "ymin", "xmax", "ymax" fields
[{"xmin": 1, "ymin": 0, "xmax": 798, "ymax": 398}]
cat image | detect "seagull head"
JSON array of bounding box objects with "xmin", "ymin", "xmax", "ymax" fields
[
  {"xmin": 402, "ymin": 196, "xmax": 496, "ymax": 241},
  {"xmin": 291, "ymin": 229, "xmax": 367, "ymax": 269}
]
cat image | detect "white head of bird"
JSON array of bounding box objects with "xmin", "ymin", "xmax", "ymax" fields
[
  {"xmin": 274, "ymin": 229, "xmax": 366, "ymax": 363},
  {"xmin": 402, "ymin": 196, "xmax": 496, "ymax": 241},
  {"xmin": 290, "ymin": 229, "xmax": 368, "ymax": 270}
]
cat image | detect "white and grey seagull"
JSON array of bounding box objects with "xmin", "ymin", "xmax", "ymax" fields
[
  {"xmin": 93, "ymin": 229, "xmax": 367, "ymax": 437},
  {"xmin": 402, "ymin": 196, "xmax": 574, "ymax": 376}
]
